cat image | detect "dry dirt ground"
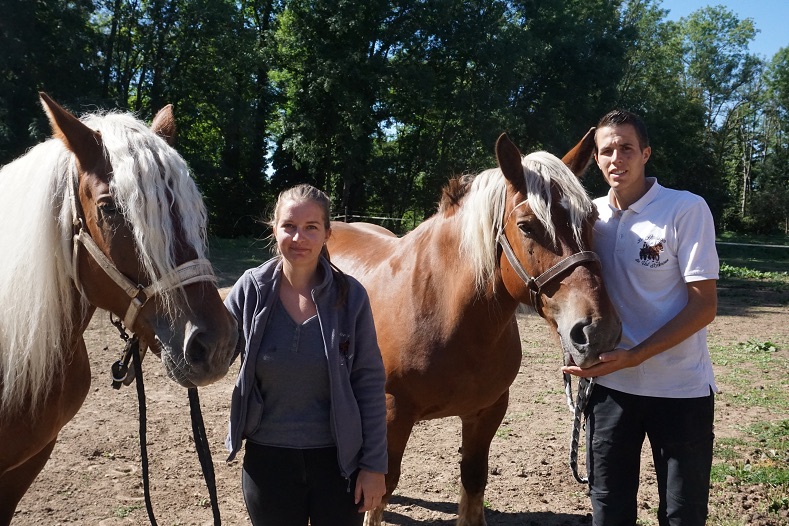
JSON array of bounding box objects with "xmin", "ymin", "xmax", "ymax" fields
[{"xmin": 13, "ymin": 281, "xmax": 789, "ymax": 526}]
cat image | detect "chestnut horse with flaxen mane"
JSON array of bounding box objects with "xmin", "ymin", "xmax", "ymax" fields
[
  {"xmin": 0, "ymin": 94, "xmax": 237, "ymax": 525},
  {"xmin": 328, "ymin": 132, "xmax": 621, "ymax": 526}
]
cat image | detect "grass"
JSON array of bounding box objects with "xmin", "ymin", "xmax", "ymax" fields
[
  {"xmin": 207, "ymin": 237, "xmax": 272, "ymax": 287},
  {"xmin": 709, "ymin": 332, "xmax": 789, "ymax": 523},
  {"xmin": 711, "ymin": 421, "xmax": 789, "ymax": 522},
  {"xmin": 114, "ymin": 504, "xmax": 143, "ymax": 518},
  {"xmin": 716, "ymin": 234, "xmax": 789, "ymax": 296},
  {"xmin": 712, "ymin": 421, "xmax": 789, "ymax": 486},
  {"xmin": 707, "ymin": 237, "xmax": 789, "ymax": 524},
  {"xmin": 712, "ymin": 337, "xmax": 789, "ymax": 410},
  {"xmin": 495, "ymin": 426, "xmax": 513, "ymax": 439},
  {"xmin": 716, "ymin": 233, "xmax": 789, "ymax": 276}
]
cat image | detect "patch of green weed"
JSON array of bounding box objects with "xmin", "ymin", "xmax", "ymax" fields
[
  {"xmin": 710, "ymin": 340, "xmax": 789, "ymax": 410},
  {"xmin": 737, "ymin": 339, "xmax": 778, "ymax": 353},
  {"xmin": 495, "ymin": 426, "xmax": 512, "ymax": 439},
  {"xmin": 114, "ymin": 504, "xmax": 143, "ymax": 518},
  {"xmin": 711, "ymin": 421, "xmax": 789, "ymax": 487},
  {"xmin": 720, "ymin": 263, "xmax": 787, "ymax": 281}
]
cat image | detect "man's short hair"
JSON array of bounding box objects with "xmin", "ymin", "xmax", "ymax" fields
[{"xmin": 596, "ymin": 110, "xmax": 650, "ymax": 151}]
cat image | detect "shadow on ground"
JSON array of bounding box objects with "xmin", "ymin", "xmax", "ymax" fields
[{"xmin": 385, "ymin": 495, "xmax": 592, "ymax": 525}]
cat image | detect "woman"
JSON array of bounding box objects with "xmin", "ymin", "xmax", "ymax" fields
[{"xmin": 224, "ymin": 184, "xmax": 387, "ymax": 525}]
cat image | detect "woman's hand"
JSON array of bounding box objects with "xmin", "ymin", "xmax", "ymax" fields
[{"xmin": 354, "ymin": 469, "xmax": 386, "ymax": 512}]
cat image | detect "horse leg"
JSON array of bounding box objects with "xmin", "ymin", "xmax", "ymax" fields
[
  {"xmin": 0, "ymin": 438, "xmax": 58, "ymax": 526},
  {"xmin": 457, "ymin": 390, "xmax": 510, "ymax": 526},
  {"xmin": 364, "ymin": 396, "xmax": 415, "ymax": 526}
]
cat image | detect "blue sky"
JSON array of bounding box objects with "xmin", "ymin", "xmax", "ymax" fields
[{"xmin": 658, "ymin": 0, "xmax": 788, "ymax": 60}]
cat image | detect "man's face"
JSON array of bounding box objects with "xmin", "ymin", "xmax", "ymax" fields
[{"xmin": 594, "ymin": 124, "xmax": 651, "ymax": 193}]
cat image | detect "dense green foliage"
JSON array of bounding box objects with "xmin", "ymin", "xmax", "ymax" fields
[{"xmin": 1, "ymin": 0, "xmax": 787, "ymax": 238}]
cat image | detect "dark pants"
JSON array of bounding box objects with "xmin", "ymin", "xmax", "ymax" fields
[
  {"xmin": 242, "ymin": 442, "xmax": 362, "ymax": 526},
  {"xmin": 586, "ymin": 385, "xmax": 715, "ymax": 526}
]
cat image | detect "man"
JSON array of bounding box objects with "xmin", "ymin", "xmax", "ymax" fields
[{"xmin": 562, "ymin": 109, "xmax": 719, "ymax": 525}]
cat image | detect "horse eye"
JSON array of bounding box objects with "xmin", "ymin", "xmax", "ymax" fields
[
  {"xmin": 517, "ymin": 222, "xmax": 533, "ymax": 236},
  {"xmin": 98, "ymin": 201, "xmax": 121, "ymax": 218}
]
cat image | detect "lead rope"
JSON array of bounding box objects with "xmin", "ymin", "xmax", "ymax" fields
[
  {"xmin": 129, "ymin": 336, "xmax": 157, "ymax": 525},
  {"xmin": 109, "ymin": 317, "xmax": 221, "ymax": 525},
  {"xmin": 564, "ymin": 373, "xmax": 595, "ymax": 484},
  {"xmin": 188, "ymin": 387, "xmax": 221, "ymax": 524}
]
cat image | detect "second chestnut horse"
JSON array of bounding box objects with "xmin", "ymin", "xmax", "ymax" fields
[{"xmin": 328, "ymin": 132, "xmax": 621, "ymax": 526}]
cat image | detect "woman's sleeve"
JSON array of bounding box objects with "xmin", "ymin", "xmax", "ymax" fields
[
  {"xmin": 224, "ymin": 272, "xmax": 249, "ymax": 364},
  {"xmin": 349, "ymin": 286, "xmax": 388, "ymax": 473}
]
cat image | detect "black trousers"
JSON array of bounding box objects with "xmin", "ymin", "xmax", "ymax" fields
[
  {"xmin": 242, "ymin": 442, "xmax": 362, "ymax": 526},
  {"xmin": 586, "ymin": 385, "xmax": 715, "ymax": 526}
]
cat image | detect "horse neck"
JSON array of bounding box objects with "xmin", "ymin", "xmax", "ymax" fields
[
  {"xmin": 412, "ymin": 215, "xmax": 521, "ymax": 336},
  {"xmin": 70, "ymin": 294, "xmax": 97, "ymax": 338},
  {"xmin": 469, "ymin": 274, "xmax": 522, "ymax": 327}
]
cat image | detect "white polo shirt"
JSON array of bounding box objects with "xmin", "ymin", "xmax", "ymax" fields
[{"xmin": 592, "ymin": 178, "xmax": 719, "ymax": 398}]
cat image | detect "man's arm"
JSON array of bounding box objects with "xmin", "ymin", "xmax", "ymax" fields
[{"xmin": 562, "ymin": 279, "xmax": 717, "ymax": 378}]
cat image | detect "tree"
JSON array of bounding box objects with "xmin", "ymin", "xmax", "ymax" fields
[
  {"xmin": 2, "ymin": 0, "xmax": 784, "ymax": 236},
  {"xmin": 378, "ymin": 0, "xmax": 517, "ymax": 220},
  {"xmin": 506, "ymin": 0, "xmax": 627, "ymax": 155},
  {"xmin": 607, "ymin": 1, "xmax": 714, "ymax": 212},
  {"xmin": 0, "ymin": 0, "xmax": 102, "ymax": 162},
  {"xmin": 168, "ymin": 0, "xmax": 281, "ymax": 237},
  {"xmin": 93, "ymin": 0, "xmax": 281, "ymax": 236},
  {"xmin": 677, "ymin": 6, "xmax": 761, "ymax": 135},
  {"xmin": 747, "ymin": 47, "xmax": 789, "ymax": 234},
  {"xmin": 667, "ymin": 5, "xmax": 762, "ymax": 227},
  {"xmin": 270, "ymin": 0, "xmax": 390, "ymax": 218}
]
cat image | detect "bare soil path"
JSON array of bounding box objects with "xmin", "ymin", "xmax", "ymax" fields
[{"xmin": 13, "ymin": 281, "xmax": 789, "ymax": 525}]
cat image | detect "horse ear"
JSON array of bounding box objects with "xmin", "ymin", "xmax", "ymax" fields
[
  {"xmin": 561, "ymin": 127, "xmax": 596, "ymax": 177},
  {"xmin": 39, "ymin": 92, "xmax": 104, "ymax": 171},
  {"xmin": 151, "ymin": 104, "xmax": 176, "ymax": 146},
  {"xmin": 495, "ymin": 133, "xmax": 525, "ymax": 187}
]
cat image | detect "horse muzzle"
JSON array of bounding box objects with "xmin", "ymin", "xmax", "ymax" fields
[
  {"xmin": 155, "ymin": 317, "xmax": 237, "ymax": 388},
  {"xmin": 559, "ymin": 315, "xmax": 622, "ymax": 369}
]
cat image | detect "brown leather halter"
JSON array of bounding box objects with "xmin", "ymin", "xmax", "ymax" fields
[{"xmin": 496, "ymin": 204, "xmax": 599, "ymax": 316}]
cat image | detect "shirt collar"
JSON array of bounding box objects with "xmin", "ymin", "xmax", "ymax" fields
[{"xmin": 607, "ymin": 177, "xmax": 661, "ymax": 214}]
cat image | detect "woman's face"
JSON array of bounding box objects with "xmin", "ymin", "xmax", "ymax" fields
[{"xmin": 274, "ymin": 199, "xmax": 330, "ymax": 271}]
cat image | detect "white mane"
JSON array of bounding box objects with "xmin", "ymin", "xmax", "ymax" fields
[
  {"xmin": 0, "ymin": 111, "xmax": 208, "ymax": 415},
  {"xmin": 459, "ymin": 151, "xmax": 594, "ymax": 292}
]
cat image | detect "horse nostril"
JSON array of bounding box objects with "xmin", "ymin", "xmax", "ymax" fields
[
  {"xmin": 184, "ymin": 328, "xmax": 210, "ymax": 366},
  {"xmin": 570, "ymin": 319, "xmax": 591, "ymax": 348}
]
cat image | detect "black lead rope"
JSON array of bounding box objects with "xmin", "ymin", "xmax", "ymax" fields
[
  {"xmin": 129, "ymin": 336, "xmax": 158, "ymax": 525},
  {"xmin": 566, "ymin": 374, "xmax": 595, "ymax": 484},
  {"xmin": 188, "ymin": 387, "xmax": 221, "ymax": 525},
  {"xmin": 110, "ymin": 315, "xmax": 221, "ymax": 525}
]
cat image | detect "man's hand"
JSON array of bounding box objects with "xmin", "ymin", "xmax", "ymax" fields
[{"xmin": 562, "ymin": 348, "xmax": 639, "ymax": 378}]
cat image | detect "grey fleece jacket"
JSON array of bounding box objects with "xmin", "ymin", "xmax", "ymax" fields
[{"xmin": 224, "ymin": 256, "xmax": 388, "ymax": 477}]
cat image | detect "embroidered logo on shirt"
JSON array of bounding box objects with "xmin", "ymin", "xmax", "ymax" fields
[{"xmin": 635, "ymin": 236, "xmax": 667, "ymax": 268}]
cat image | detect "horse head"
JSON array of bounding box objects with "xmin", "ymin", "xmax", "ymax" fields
[
  {"xmin": 39, "ymin": 93, "xmax": 237, "ymax": 387},
  {"xmin": 494, "ymin": 132, "xmax": 621, "ymax": 369}
]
